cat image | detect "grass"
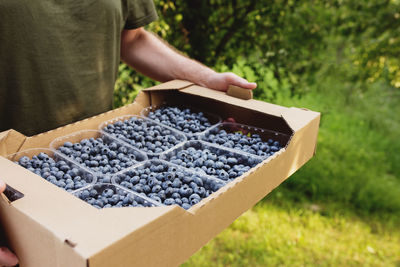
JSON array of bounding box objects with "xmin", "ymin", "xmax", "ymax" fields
[
  {"xmin": 182, "ymin": 200, "xmax": 400, "ymax": 267},
  {"xmin": 276, "ymin": 71, "xmax": 400, "ymax": 215}
]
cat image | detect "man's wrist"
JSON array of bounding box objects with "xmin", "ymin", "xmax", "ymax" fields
[{"xmin": 195, "ymin": 68, "xmax": 218, "ymax": 88}]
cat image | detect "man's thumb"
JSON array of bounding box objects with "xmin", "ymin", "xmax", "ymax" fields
[
  {"xmin": 0, "ymin": 247, "xmax": 19, "ymax": 266},
  {"xmin": 0, "ymin": 180, "xmax": 5, "ymax": 194}
]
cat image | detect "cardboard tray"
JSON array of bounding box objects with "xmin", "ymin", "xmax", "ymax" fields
[{"xmin": 0, "ymin": 80, "xmax": 320, "ymax": 267}]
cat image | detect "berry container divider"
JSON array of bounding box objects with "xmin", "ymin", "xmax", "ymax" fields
[
  {"xmin": 73, "ymin": 183, "xmax": 162, "ymax": 209},
  {"xmin": 140, "ymin": 103, "xmax": 222, "ymax": 139},
  {"xmin": 98, "ymin": 114, "xmax": 187, "ymax": 158},
  {"xmin": 111, "ymin": 159, "xmax": 227, "ymax": 210},
  {"xmin": 159, "ymin": 140, "xmax": 264, "ymax": 183},
  {"xmin": 199, "ymin": 122, "xmax": 291, "ymax": 159},
  {"xmin": 6, "ymin": 148, "xmax": 97, "ymax": 193},
  {"xmin": 49, "ymin": 130, "xmax": 148, "ymax": 182}
]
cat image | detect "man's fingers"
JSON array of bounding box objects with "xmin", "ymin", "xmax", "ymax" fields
[
  {"xmin": 225, "ymin": 73, "xmax": 257, "ymax": 90},
  {"xmin": 236, "ymin": 81, "xmax": 257, "ymax": 90},
  {"xmin": 0, "ymin": 247, "xmax": 18, "ymax": 266},
  {"xmin": 0, "ymin": 180, "xmax": 6, "ymax": 194}
]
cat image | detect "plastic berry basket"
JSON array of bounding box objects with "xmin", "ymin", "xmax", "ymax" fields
[
  {"xmin": 140, "ymin": 103, "xmax": 222, "ymax": 138},
  {"xmin": 159, "ymin": 140, "xmax": 263, "ymax": 182},
  {"xmin": 50, "ymin": 130, "xmax": 147, "ymax": 176},
  {"xmin": 7, "ymin": 148, "xmax": 97, "ymax": 193},
  {"xmin": 98, "ymin": 115, "xmax": 187, "ymax": 158},
  {"xmin": 200, "ymin": 122, "xmax": 291, "ymax": 159},
  {"xmin": 73, "ymin": 183, "xmax": 161, "ymax": 209},
  {"xmin": 112, "ymin": 159, "xmax": 226, "ymax": 210}
]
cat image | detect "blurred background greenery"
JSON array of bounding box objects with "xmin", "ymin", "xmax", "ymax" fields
[{"xmin": 114, "ymin": 0, "xmax": 400, "ymax": 265}]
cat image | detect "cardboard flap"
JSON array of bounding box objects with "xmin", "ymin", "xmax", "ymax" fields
[
  {"xmin": 281, "ymin": 107, "xmax": 320, "ymax": 132},
  {"xmin": 143, "ymin": 80, "xmax": 194, "ymax": 91},
  {"xmin": 180, "ymin": 85, "xmax": 287, "ymax": 117},
  {"xmin": 227, "ymin": 85, "xmax": 253, "ymax": 100},
  {"xmin": 0, "ymin": 129, "xmax": 26, "ymax": 157}
]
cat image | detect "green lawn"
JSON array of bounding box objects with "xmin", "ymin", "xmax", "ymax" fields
[{"xmin": 182, "ymin": 200, "xmax": 400, "ymax": 266}]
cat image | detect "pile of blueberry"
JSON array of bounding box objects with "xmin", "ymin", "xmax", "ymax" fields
[
  {"xmin": 114, "ymin": 160, "xmax": 225, "ymax": 210},
  {"xmin": 203, "ymin": 129, "xmax": 282, "ymax": 158},
  {"xmin": 57, "ymin": 137, "xmax": 144, "ymax": 175},
  {"xmin": 13, "ymin": 105, "xmax": 284, "ymax": 210},
  {"xmin": 146, "ymin": 106, "xmax": 213, "ymax": 135},
  {"xmin": 165, "ymin": 145, "xmax": 262, "ymax": 181},
  {"xmin": 16, "ymin": 152, "xmax": 94, "ymax": 192},
  {"xmin": 102, "ymin": 117, "xmax": 185, "ymax": 155},
  {"xmin": 75, "ymin": 184, "xmax": 156, "ymax": 208}
]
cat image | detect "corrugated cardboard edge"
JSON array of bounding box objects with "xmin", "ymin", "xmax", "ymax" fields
[
  {"xmin": 283, "ymin": 107, "xmax": 321, "ymax": 156},
  {"xmin": 0, "ymin": 130, "xmax": 26, "ymax": 157},
  {"xmin": 0, "ymin": 195, "xmax": 87, "ymax": 267},
  {"xmin": 142, "ymin": 79, "xmax": 194, "ymax": 91},
  {"xmin": 180, "ymin": 84, "xmax": 287, "ymax": 117}
]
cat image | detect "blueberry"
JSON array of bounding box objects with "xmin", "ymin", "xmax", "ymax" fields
[
  {"xmin": 152, "ymin": 185, "xmax": 162, "ymax": 193},
  {"xmin": 171, "ymin": 192, "xmax": 181, "ymax": 199},
  {"xmin": 16, "ymin": 152, "xmax": 99, "ymax": 191},
  {"xmin": 172, "ymin": 178, "xmax": 182, "ymax": 188},
  {"xmin": 164, "ymin": 198, "xmax": 175, "ymax": 205},
  {"xmin": 174, "ymin": 198, "xmax": 182, "ymax": 206},
  {"xmin": 143, "ymin": 185, "xmax": 152, "ymax": 194},
  {"xmin": 146, "ymin": 106, "xmax": 214, "ymax": 135},
  {"xmin": 182, "ymin": 203, "xmax": 191, "ymax": 210}
]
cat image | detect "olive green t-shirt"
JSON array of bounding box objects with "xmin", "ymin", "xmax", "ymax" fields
[{"xmin": 0, "ymin": 0, "xmax": 157, "ymax": 136}]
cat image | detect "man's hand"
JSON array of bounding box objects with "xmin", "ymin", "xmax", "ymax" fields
[
  {"xmin": 0, "ymin": 180, "xmax": 18, "ymax": 267},
  {"xmin": 200, "ymin": 72, "xmax": 257, "ymax": 92},
  {"xmin": 121, "ymin": 28, "xmax": 257, "ymax": 92}
]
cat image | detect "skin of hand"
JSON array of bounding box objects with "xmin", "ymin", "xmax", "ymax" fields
[
  {"xmin": 0, "ymin": 180, "xmax": 19, "ymax": 267},
  {"xmin": 120, "ymin": 28, "xmax": 257, "ymax": 92}
]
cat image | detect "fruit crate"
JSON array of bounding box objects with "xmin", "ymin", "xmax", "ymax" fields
[
  {"xmin": 200, "ymin": 122, "xmax": 291, "ymax": 159},
  {"xmin": 7, "ymin": 148, "xmax": 96, "ymax": 193},
  {"xmin": 112, "ymin": 159, "xmax": 226, "ymax": 210},
  {"xmin": 140, "ymin": 103, "xmax": 221, "ymax": 138},
  {"xmin": 98, "ymin": 115, "xmax": 187, "ymax": 158},
  {"xmin": 159, "ymin": 140, "xmax": 263, "ymax": 182},
  {"xmin": 50, "ymin": 130, "xmax": 147, "ymax": 178}
]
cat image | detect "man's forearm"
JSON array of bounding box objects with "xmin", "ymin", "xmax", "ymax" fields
[
  {"xmin": 120, "ymin": 28, "xmax": 256, "ymax": 91},
  {"xmin": 121, "ymin": 28, "xmax": 214, "ymax": 87}
]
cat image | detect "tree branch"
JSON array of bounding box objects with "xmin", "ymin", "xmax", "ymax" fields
[{"xmin": 214, "ymin": 0, "xmax": 257, "ymax": 61}]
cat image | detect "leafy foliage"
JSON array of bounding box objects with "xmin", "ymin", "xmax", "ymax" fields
[{"xmin": 115, "ymin": 0, "xmax": 400, "ymax": 106}]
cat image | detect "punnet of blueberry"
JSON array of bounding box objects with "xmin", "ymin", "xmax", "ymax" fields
[
  {"xmin": 75, "ymin": 184, "xmax": 157, "ymax": 209},
  {"xmin": 146, "ymin": 106, "xmax": 215, "ymax": 135},
  {"xmin": 57, "ymin": 136, "xmax": 144, "ymax": 175},
  {"xmin": 203, "ymin": 127, "xmax": 283, "ymax": 158},
  {"xmin": 15, "ymin": 152, "xmax": 94, "ymax": 192},
  {"xmin": 165, "ymin": 143, "xmax": 262, "ymax": 181},
  {"xmin": 102, "ymin": 116, "xmax": 185, "ymax": 155},
  {"xmin": 113, "ymin": 160, "xmax": 225, "ymax": 210}
]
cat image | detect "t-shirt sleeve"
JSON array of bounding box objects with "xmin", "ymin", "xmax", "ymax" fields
[{"xmin": 124, "ymin": 0, "xmax": 158, "ymax": 29}]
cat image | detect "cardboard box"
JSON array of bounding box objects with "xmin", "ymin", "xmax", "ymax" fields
[{"xmin": 0, "ymin": 80, "xmax": 320, "ymax": 267}]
